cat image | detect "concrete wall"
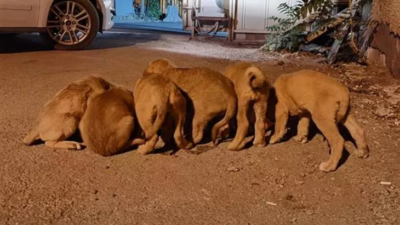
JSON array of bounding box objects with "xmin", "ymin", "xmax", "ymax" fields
[{"xmin": 368, "ymin": 0, "xmax": 400, "ymax": 78}]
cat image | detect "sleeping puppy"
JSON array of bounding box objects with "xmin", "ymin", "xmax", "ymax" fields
[
  {"xmin": 144, "ymin": 59, "xmax": 237, "ymax": 146},
  {"xmin": 134, "ymin": 73, "xmax": 193, "ymax": 155},
  {"xmin": 79, "ymin": 87, "xmax": 145, "ymax": 156},
  {"xmin": 270, "ymin": 70, "xmax": 369, "ymax": 172},
  {"xmin": 223, "ymin": 61, "xmax": 271, "ymax": 150},
  {"xmin": 23, "ymin": 76, "xmax": 114, "ymax": 150}
]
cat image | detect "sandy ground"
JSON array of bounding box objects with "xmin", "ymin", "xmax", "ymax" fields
[{"xmin": 0, "ymin": 30, "xmax": 399, "ymax": 225}]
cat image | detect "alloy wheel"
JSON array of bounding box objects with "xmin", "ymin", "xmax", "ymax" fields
[{"xmin": 46, "ymin": 1, "xmax": 92, "ymax": 45}]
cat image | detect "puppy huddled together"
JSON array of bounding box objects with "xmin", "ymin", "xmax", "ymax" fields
[{"xmin": 23, "ymin": 59, "xmax": 369, "ymax": 172}]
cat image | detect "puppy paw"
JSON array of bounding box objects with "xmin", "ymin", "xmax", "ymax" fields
[
  {"xmin": 228, "ymin": 142, "xmax": 244, "ymax": 151},
  {"xmin": 253, "ymin": 140, "xmax": 266, "ymax": 148},
  {"xmin": 180, "ymin": 141, "xmax": 194, "ymax": 150},
  {"xmin": 137, "ymin": 145, "xmax": 153, "ymax": 155},
  {"xmin": 293, "ymin": 135, "xmax": 308, "ymax": 144},
  {"xmin": 68, "ymin": 143, "xmax": 82, "ymax": 150},
  {"xmin": 75, "ymin": 143, "xmax": 82, "ymax": 150},
  {"xmin": 212, "ymin": 139, "xmax": 220, "ymax": 147},
  {"xmin": 269, "ymin": 135, "xmax": 281, "ymax": 144},
  {"xmin": 354, "ymin": 148, "xmax": 369, "ymax": 159},
  {"xmin": 319, "ymin": 161, "xmax": 337, "ymax": 172}
]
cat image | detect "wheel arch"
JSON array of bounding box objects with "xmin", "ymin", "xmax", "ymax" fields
[{"xmin": 90, "ymin": 0, "xmax": 105, "ymax": 33}]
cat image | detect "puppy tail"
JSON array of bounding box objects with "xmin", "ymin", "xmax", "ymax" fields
[
  {"xmin": 211, "ymin": 97, "xmax": 237, "ymax": 146},
  {"xmin": 23, "ymin": 126, "xmax": 40, "ymax": 146},
  {"xmin": 245, "ymin": 66, "xmax": 267, "ymax": 89},
  {"xmin": 145, "ymin": 107, "xmax": 167, "ymax": 140}
]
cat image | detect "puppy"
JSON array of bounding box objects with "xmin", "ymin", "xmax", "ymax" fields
[
  {"xmin": 224, "ymin": 61, "xmax": 271, "ymax": 150},
  {"xmin": 23, "ymin": 76, "xmax": 114, "ymax": 150},
  {"xmin": 144, "ymin": 58, "xmax": 176, "ymax": 75},
  {"xmin": 144, "ymin": 59, "xmax": 237, "ymax": 146},
  {"xmin": 79, "ymin": 87, "xmax": 145, "ymax": 156},
  {"xmin": 270, "ymin": 70, "xmax": 369, "ymax": 172},
  {"xmin": 134, "ymin": 73, "xmax": 193, "ymax": 155}
]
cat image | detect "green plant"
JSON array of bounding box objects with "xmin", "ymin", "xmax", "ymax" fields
[
  {"xmin": 296, "ymin": 0, "xmax": 334, "ymax": 20},
  {"xmin": 264, "ymin": 2, "xmax": 305, "ymax": 51},
  {"xmin": 263, "ymin": 0, "xmax": 334, "ymax": 52},
  {"xmin": 146, "ymin": 0, "xmax": 161, "ymax": 18}
]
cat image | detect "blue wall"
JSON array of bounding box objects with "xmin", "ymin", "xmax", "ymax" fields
[{"xmin": 115, "ymin": 0, "xmax": 133, "ymax": 16}]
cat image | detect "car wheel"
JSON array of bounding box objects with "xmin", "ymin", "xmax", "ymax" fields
[{"xmin": 40, "ymin": 0, "xmax": 100, "ymax": 50}]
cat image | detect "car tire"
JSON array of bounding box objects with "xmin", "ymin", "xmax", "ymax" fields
[{"xmin": 40, "ymin": 0, "xmax": 100, "ymax": 50}]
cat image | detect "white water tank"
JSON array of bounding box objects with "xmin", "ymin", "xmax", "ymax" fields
[{"xmin": 197, "ymin": 0, "xmax": 228, "ymax": 17}]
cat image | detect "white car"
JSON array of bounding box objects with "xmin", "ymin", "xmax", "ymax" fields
[{"xmin": 0, "ymin": 0, "xmax": 115, "ymax": 50}]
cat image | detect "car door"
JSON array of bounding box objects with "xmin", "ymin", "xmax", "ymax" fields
[{"xmin": 0, "ymin": 0, "xmax": 40, "ymax": 27}]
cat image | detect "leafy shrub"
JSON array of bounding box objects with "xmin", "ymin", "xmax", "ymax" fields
[{"xmin": 263, "ymin": 0, "xmax": 334, "ymax": 52}]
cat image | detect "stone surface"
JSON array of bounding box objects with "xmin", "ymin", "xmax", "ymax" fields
[
  {"xmin": 370, "ymin": 23, "xmax": 400, "ymax": 79},
  {"xmin": 370, "ymin": 0, "xmax": 400, "ymax": 79}
]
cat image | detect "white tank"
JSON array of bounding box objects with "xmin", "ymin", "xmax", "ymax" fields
[{"xmin": 197, "ymin": 0, "xmax": 227, "ymax": 17}]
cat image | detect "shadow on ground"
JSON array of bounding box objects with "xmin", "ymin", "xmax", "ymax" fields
[{"xmin": 0, "ymin": 31, "xmax": 162, "ymax": 54}]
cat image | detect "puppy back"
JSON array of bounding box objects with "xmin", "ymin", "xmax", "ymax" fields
[
  {"xmin": 274, "ymin": 70, "xmax": 350, "ymax": 114},
  {"xmin": 41, "ymin": 76, "xmax": 114, "ymax": 120},
  {"xmin": 80, "ymin": 88, "xmax": 134, "ymax": 156},
  {"xmin": 144, "ymin": 59, "xmax": 177, "ymax": 76}
]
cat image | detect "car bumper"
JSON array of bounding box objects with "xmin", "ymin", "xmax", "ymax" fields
[{"xmin": 102, "ymin": 0, "xmax": 115, "ymax": 30}]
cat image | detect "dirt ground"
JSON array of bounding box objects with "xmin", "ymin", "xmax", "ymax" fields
[{"xmin": 0, "ymin": 31, "xmax": 399, "ymax": 225}]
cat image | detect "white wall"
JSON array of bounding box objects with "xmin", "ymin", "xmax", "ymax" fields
[
  {"xmin": 233, "ymin": 0, "xmax": 293, "ymax": 33},
  {"xmin": 181, "ymin": 0, "xmax": 293, "ymax": 34}
]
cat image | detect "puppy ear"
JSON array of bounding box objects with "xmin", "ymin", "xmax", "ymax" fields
[
  {"xmin": 96, "ymin": 77, "xmax": 113, "ymax": 90},
  {"xmin": 143, "ymin": 61, "xmax": 155, "ymax": 76},
  {"xmin": 166, "ymin": 60, "xmax": 177, "ymax": 69},
  {"xmin": 103, "ymin": 79, "xmax": 111, "ymax": 90},
  {"xmin": 143, "ymin": 69, "xmax": 149, "ymax": 76}
]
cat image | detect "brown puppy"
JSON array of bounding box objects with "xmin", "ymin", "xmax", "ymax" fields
[
  {"xmin": 134, "ymin": 73, "xmax": 193, "ymax": 155},
  {"xmin": 79, "ymin": 87, "xmax": 145, "ymax": 156},
  {"xmin": 144, "ymin": 58, "xmax": 176, "ymax": 75},
  {"xmin": 23, "ymin": 76, "xmax": 114, "ymax": 150},
  {"xmin": 144, "ymin": 59, "xmax": 237, "ymax": 146},
  {"xmin": 224, "ymin": 61, "xmax": 271, "ymax": 150},
  {"xmin": 270, "ymin": 70, "xmax": 369, "ymax": 172}
]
